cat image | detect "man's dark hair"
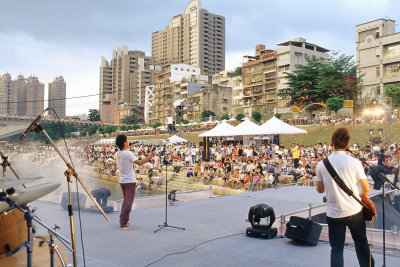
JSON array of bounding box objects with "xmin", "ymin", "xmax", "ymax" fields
[
  {"xmin": 331, "ymin": 128, "xmax": 350, "ymax": 149},
  {"xmin": 115, "ymin": 135, "xmax": 127, "ymax": 150}
]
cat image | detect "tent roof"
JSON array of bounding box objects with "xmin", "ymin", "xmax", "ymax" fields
[
  {"xmin": 231, "ymin": 118, "xmax": 265, "ymax": 136},
  {"xmin": 260, "ymin": 116, "xmax": 307, "ymax": 134},
  {"xmin": 164, "ymin": 135, "xmax": 188, "ymax": 144},
  {"xmin": 199, "ymin": 121, "xmax": 236, "ymax": 137}
]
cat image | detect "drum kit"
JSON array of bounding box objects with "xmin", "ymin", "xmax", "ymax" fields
[
  {"xmin": 0, "ymin": 110, "xmax": 109, "ymax": 266},
  {"xmin": 0, "ymin": 175, "xmax": 71, "ymax": 266}
]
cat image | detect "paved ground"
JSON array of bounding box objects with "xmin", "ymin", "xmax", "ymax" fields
[{"xmin": 27, "ymin": 186, "xmax": 399, "ymax": 267}]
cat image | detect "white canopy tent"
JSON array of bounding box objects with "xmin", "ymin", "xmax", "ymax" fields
[
  {"xmin": 164, "ymin": 135, "xmax": 188, "ymax": 144},
  {"xmin": 260, "ymin": 116, "xmax": 307, "ymax": 134},
  {"xmin": 198, "ymin": 121, "xmax": 236, "ymax": 137},
  {"xmin": 230, "ymin": 118, "xmax": 265, "ymax": 136}
]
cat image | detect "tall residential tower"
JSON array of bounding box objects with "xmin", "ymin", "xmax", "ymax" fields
[
  {"xmin": 48, "ymin": 76, "xmax": 66, "ymax": 118},
  {"xmin": 151, "ymin": 0, "xmax": 225, "ymax": 76}
]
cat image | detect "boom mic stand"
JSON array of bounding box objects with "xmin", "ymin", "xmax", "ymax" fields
[
  {"xmin": 154, "ymin": 158, "xmax": 185, "ymax": 233},
  {"xmin": 26, "ymin": 123, "xmax": 109, "ymax": 267},
  {"xmin": 347, "ymin": 149, "xmax": 399, "ymax": 267}
]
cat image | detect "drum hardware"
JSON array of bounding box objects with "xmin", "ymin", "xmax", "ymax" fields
[
  {"xmin": 1, "ymin": 149, "xmax": 27, "ymax": 189},
  {"xmin": 23, "ymin": 115, "xmax": 110, "ymax": 267},
  {"xmin": 1, "ymin": 186, "xmax": 71, "ymax": 267}
]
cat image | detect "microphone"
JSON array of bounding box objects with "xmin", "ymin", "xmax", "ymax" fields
[{"xmin": 19, "ymin": 108, "xmax": 49, "ymax": 141}]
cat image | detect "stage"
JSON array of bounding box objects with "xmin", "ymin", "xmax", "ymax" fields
[{"xmin": 31, "ymin": 186, "xmax": 399, "ymax": 266}]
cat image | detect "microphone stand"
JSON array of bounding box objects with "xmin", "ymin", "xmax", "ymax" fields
[
  {"xmin": 347, "ymin": 149, "xmax": 399, "ymax": 267},
  {"xmin": 154, "ymin": 158, "xmax": 185, "ymax": 233},
  {"xmin": 29, "ymin": 124, "xmax": 109, "ymax": 267},
  {"xmin": 0, "ymin": 149, "xmax": 26, "ymax": 189}
]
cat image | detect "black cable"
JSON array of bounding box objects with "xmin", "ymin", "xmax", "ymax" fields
[
  {"xmin": 144, "ymin": 233, "xmax": 244, "ymax": 267},
  {"xmin": 51, "ymin": 108, "xmax": 86, "ymax": 267}
]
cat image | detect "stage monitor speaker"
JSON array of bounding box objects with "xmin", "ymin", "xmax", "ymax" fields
[
  {"xmin": 61, "ymin": 192, "xmax": 87, "ymax": 210},
  {"xmin": 284, "ymin": 216, "xmax": 322, "ymax": 246}
]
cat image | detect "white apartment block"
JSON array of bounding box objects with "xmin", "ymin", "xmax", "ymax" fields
[
  {"xmin": 356, "ymin": 19, "xmax": 400, "ymax": 103},
  {"xmin": 151, "ymin": 0, "xmax": 225, "ymax": 76},
  {"xmin": 276, "ymin": 37, "xmax": 330, "ymax": 114}
]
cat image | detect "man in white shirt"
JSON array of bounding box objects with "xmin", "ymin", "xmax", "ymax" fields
[
  {"xmin": 115, "ymin": 135, "xmax": 156, "ymax": 230},
  {"xmin": 316, "ymin": 128, "xmax": 374, "ymax": 267}
]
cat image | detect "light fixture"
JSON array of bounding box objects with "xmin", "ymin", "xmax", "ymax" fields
[
  {"xmin": 246, "ymin": 203, "xmax": 277, "ymax": 238},
  {"xmin": 378, "ymin": 128, "xmax": 383, "ymax": 135},
  {"xmin": 369, "ymin": 129, "xmax": 374, "ymax": 135}
]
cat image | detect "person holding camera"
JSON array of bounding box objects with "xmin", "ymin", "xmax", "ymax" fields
[{"xmin": 115, "ymin": 135, "xmax": 157, "ymax": 230}]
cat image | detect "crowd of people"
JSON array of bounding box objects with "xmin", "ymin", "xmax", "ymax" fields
[{"xmin": 4, "ymin": 138, "xmax": 398, "ymax": 193}]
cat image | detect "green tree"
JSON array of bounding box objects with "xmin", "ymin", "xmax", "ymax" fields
[
  {"xmin": 326, "ymin": 96, "xmax": 345, "ymax": 114},
  {"xmin": 220, "ymin": 113, "xmax": 230, "ymax": 120},
  {"xmin": 30, "ymin": 122, "xmax": 77, "ymax": 143},
  {"xmin": 201, "ymin": 110, "xmax": 216, "ymax": 121},
  {"xmin": 251, "ymin": 110, "xmax": 262, "ymax": 123},
  {"xmin": 385, "ymin": 85, "xmax": 400, "ymax": 107},
  {"xmin": 152, "ymin": 122, "xmax": 162, "ymax": 129},
  {"xmin": 275, "ymin": 113, "xmax": 282, "ymax": 119},
  {"xmin": 87, "ymin": 109, "xmax": 101, "ymax": 121},
  {"xmin": 235, "ymin": 113, "xmax": 245, "ymax": 121},
  {"xmin": 120, "ymin": 115, "xmax": 138, "ymax": 125},
  {"xmin": 229, "ymin": 67, "xmax": 242, "ymax": 77},
  {"xmin": 99, "ymin": 125, "xmax": 117, "ymax": 134},
  {"xmin": 278, "ymin": 52, "xmax": 360, "ymax": 108},
  {"xmin": 132, "ymin": 124, "xmax": 141, "ymax": 130}
]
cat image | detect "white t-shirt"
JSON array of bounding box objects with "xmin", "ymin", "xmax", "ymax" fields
[
  {"xmin": 116, "ymin": 150, "xmax": 138, "ymax": 183},
  {"xmin": 316, "ymin": 151, "xmax": 366, "ymax": 218}
]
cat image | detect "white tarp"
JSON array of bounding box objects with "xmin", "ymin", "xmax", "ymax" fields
[
  {"xmin": 164, "ymin": 135, "xmax": 188, "ymax": 144},
  {"xmin": 260, "ymin": 116, "xmax": 307, "ymax": 134},
  {"xmin": 198, "ymin": 121, "xmax": 236, "ymax": 137},
  {"xmin": 230, "ymin": 118, "xmax": 265, "ymax": 136}
]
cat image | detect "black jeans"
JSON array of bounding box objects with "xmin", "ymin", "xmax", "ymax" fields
[{"xmin": 326, "ymin": 211, "xmax": 374, "ymax": 267}]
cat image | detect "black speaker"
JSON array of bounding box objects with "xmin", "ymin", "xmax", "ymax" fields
[
  {"xmin": 246, "ymin": 227, "xmax": 277, "ymax": 239},
  {"xmin": 284, "ymin": 216, "xmax": 322, "ymax": 246},
  {"xmin": 61, "ymin": 192, "xmax": 86, "ymax": 210}
]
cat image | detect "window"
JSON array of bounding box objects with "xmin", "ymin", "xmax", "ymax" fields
[
  {"xmin": 376, "ymin": 48, "xmax": 380, "ymax": 58},
  {"xmin": 376, "ymin": 66, "xmax": 380, "ymax": 77}
]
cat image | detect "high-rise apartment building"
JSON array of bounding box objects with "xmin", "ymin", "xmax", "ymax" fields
[
  {"xmin": 25, "ymin": 76, "xmax": 45, "ymax": 117},
  {"xmin": 48, "ymin": 76, "xmax": 66, "ymax": 118},
  {"xmin": 356, "ymin": 19, "xmax": 400, "ymax": 103},
  {"xmin": 0, "ymin": 73, "xmax": 44, "ymax": 117},
  {"xmin": 242, "ymin": 45, "xmax": 277, "ymax": 117},
  {"xmin": 151, "ymin": 0, "xmax": 225, "ymax": 76},
  {"xmin": 276, "ymin": 38, "xmax": 329, "ymax": 114},
  {"xmin": 99, "ymin": 46, "xmax": 160, "ymax": 123}
]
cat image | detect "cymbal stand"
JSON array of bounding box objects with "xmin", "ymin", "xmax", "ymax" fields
[
  {"xmin": 31, "ymin": 124, "xmax": 109, "ymax": 267},
  {"xmin": 0, "ymin": 149, "xmax": 26, "ymax": 188}
]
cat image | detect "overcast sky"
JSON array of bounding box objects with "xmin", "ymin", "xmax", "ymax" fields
[{"xmin": 1, "ymin": 0, "xmax": 399, "ymax": 116}]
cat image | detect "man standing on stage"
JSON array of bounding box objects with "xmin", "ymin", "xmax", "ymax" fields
[
  {"xmin": 316, "ymin": 128, "xmax": 374, "ymax": 267},
  {"xmin": 115, "ymin": 135, "xmax": 157, "ymax": 229}
]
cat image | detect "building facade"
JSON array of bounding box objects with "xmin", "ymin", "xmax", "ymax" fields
[
  {"xmin": 151, "ymin": 0, "xmax": 225, "ymax": 76},
  {"xmin": 276, "ymin": 38, "xmax": 330, "ymax": 114},
  {"xmin": 0, "ymin": 73, "xmax": 44, "ymax": 117},
  {"xmin": 242, "ymin": 45, "xmax": 277, "ymax": 117},
  {"xmin": 356, "ymin": 19, "xmax": 400, "ymax": 104},
  {"xmin": 48, "ymin": 76, "xmax": 66, "ymax": 118},
  {"xmin": 99, "ymin": 46, "xmax": 160, "ymax": 123}
]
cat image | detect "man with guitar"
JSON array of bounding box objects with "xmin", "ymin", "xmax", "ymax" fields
[{"xmin": 316, "ymin": 128, "xmax": 374, "ymax": 267}]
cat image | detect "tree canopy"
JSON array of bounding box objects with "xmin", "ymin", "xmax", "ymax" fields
[
  {"xmin": 251, "ymin": 110, "xmax": 262, "ymax": 123},
  {"xmin": 120, "ymin": 115, "xmax": 138, "ymax": 125},
  {"xmin": 30, "ymin": 122, "xmax": 77, "ymax": 143},
  {"xmin": 220, "ymin": 113, "xmax": 230, "ymax": 120},
  {"xmin": 278, "ymin": 52, "xmax": 360, "ymax": 108},
  {"xmin": 87, "ymin": 109, "xmax": 101, "ymax": 121},
  {"xmin": 201, "ymin": 110, "xmax": 216, "ymax": 121},
  {"xmin": 229, "ymin": 67, "xmax": 242, "ymax": 77},
  {"xmin": 235, "ymin": 113, "xmax": 245, "ymax": 121},
  {"xmin": 326, "ymin": 96, "xmax": 345, "ymax": 113},
  {"xmin": 152, "ymin": 122, "xmax": 162, "ymax": 129},
  {"xmin": 385, "ymin": 85, "xmax": 400, "ymax": 107}
]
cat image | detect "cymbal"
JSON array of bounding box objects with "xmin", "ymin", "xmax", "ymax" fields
[
  {"xmin": 0, "ymin": 182, "xmax": 60, "ymax": 213},
  {"xmin": 0, "ymin": 177, "xmax": 44, "ymax": 189}
]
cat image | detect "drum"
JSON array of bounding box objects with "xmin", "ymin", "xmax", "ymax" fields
[
  {"xmin": 0, "ymin": 209, "xmax": 27, "ymax": 256},
  {"xmin": 0, "ymin": 236, "xmax": 70, "ymax": 267}
]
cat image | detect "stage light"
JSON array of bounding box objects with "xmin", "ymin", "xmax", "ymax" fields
[
  {"xmin": 378, "ymin": 128, "xmax": 383, "ymax": 135},
  {"xmin": 369, "ymin": 129, "xmax": 374, "ymax": 135},
  {"xmin": 374, "ymin": 109, "xmax": 384, "ymax": 115},
  {"xmin": 246, "ymin": 204, "xmax": 277, "ymax": 238},
  {"xmin": 364, "ymin": 109, "xmax": 371, "ymax": 115}
]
